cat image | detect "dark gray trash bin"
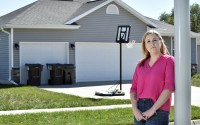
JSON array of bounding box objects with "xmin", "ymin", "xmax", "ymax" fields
[
  {"xmin": 25, "ymin": 64, "xmax": 43, "ymax": 86},
  {"xmin": 46, "ymin": 63, "xmax": 64, "ymax": 85},
  {"xmin": 63, "ymin": 64, "xmax": 76, "ymax": 84}
]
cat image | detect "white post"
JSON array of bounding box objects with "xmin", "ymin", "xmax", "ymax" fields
[{"xmin": 174, "ymin": 0, "xmax": 191, "ymax": 125}]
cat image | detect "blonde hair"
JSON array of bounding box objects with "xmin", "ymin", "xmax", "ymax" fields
[{"xmin": 139, "ymin": 29, "xmax": 169, "ymax": 66}]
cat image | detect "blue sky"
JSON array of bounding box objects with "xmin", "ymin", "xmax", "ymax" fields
[{"xmin": 0, "ymin": 0, "xmax": 200, "ymax": 19}]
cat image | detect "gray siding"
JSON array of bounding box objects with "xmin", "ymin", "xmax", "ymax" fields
[
  {"xmin": 13, "ymin": 3, "xmax": 147, "ymax": 67},
  {"xmin": 163, "ymin": 37, "xmax": 197, "ymax": 64},
  {"xmin": 75, "ymin": 3, "xmax": 146, "ymax": 43},
  {"xmin": 0, "ymin": 31, "xmax": 9, "ymax": 80},
  {"xmin": 163, "ymin": 36, "xmax": 172, "ymax": 55},
  {"xmin": 191, "ymin": 38, "xmax": 197, "ymax": 64}
]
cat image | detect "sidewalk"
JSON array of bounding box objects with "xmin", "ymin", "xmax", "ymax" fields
[{"xmin": 0, "ymin": 104, "xmax": 132, "ymax": 115}]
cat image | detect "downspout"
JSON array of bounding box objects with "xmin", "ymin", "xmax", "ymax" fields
[{"xmin": 1, "ymin": 27, "xmax": 18, "ymax": 85}]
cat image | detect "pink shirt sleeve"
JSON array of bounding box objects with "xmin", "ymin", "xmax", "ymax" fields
[
  {"xmin": 130, "ymin": 65, "xmax": 138, "ymax": 93},
  {"xmin": 164, "ymin": 56, "xmax": 175, "ymax": 91}
]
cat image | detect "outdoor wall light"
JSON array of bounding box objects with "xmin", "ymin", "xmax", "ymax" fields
[
  {"xmin": 14, "ymin": 43, "xmax": 19, "ymax": 50},
  {"xmin": 70, "ymin": 43, "xmax": 75, "ymax": 49}
]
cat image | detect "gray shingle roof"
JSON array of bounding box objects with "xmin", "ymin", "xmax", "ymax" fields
[
  {"xmin": 9, "ymin": 0, "xmax": 82, "ymax": 25},
  {"xmin": 0, "ymin": 0, "xmax": 156, "ymax": 27},
  {"xmin": 0, "ymin": 3, "xmax": 35, "ymax": 26},
  {"xmin": 147, "ymin": 17, "xmax": 200, "ymax": 38},
  {"xmin": 66, "ymin": 0, "xmax": 107, "ymax": 22},
  {"xmin": 146, "ymin": 17, "xmax": 174, "ymax": 36},
  {"xmin": 0, "ymin": 0, "xmax": 199, "ymax": 38},
  {"xmin": 0, "ymin": 0, "xmax": 86, "ymax": 26}
]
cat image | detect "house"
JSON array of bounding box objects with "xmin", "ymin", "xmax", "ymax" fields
[
  {"xmin": 197, "ymin": 33, "xmax": 200, "ymax": 73},
  {"xmin": 146, "ymin": 17, "xmax": 200, "ymax": 76},
  {"xmin": 0, "ymin": 0, "xmax": 199, "ymax": 85}
]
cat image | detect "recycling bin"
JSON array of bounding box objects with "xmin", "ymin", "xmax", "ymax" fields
[
  {"xmin": 46, "ymin": 63, "xmax": 64, "ymax": 85},
  {"xmin": 63, "ymin": 64, "xmax": 76, "ymax": 84},
  {"xmin": 25, "ymin": 64, "xmax": 43, "ymax": 86}
]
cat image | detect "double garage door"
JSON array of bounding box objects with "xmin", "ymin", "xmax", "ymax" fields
[{"xmin": 20, "ymin": 42, "xmax": 142, "ymax": 84}]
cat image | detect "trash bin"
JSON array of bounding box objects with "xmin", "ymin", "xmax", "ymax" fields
[
  {"xmin": 11, "ymin": 67, "xmax": 20, "ymax": 84},
  {"xmin": 63, "ymin": 64, "xmax": 76, "ymax": 84},
  {"xmin": 46, "ymin": 63, "xmax": 64, "ymax": 85},
  {"xmin": 25, "ymin": 64, "xmax": 43, "ymax": 86}
]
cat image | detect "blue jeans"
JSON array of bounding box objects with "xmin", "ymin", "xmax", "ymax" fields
[{"xmin": 134, "ymin": 99, "xmax": 169, "ymax": 125}]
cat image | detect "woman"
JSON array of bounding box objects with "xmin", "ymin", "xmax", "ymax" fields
[{"xmin": 130, "ymin": 30, "xmax": 175, "ymax": 125}]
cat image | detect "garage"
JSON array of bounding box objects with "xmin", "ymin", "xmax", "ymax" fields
[
  {"xmin": 75, "ymin": 42, "xmax": 143, "ymax": 82},
  {"xmin": 20, "ymin": 42, "xmax": 69, "ymax": 85}
]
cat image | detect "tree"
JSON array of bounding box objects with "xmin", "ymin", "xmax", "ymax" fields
[
  {"xmin": 190, "ymin": 3, "xmax": 200, "ymax": 33},
  {"xmin": 159, "ymin": 3, "xmax": 200, "ymax": 33},
  {"xmin": 159, "ymin": 9, "xmax": 174, "ymax": 25}
]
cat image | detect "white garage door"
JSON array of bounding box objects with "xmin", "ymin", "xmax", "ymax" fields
[
  {"xmin": 75, "ymin": 42, "xmax": 143, "ymax": 82},
  {"xmin": 20, "ymin": 42, "xmax": 69, "ymax": 85}
]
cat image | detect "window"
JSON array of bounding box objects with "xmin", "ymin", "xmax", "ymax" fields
[{"xmin": 106, "ymin": 4, "xmax": 119, "ymax": 15}]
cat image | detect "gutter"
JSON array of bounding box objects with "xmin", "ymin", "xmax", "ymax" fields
[
  {"xmin": 4, "ymin": 24, "xmax": 80, "ymax": 30},
  {"xmin": 0, "ymin": 27, "xmax": 18, "ymax": 85}
]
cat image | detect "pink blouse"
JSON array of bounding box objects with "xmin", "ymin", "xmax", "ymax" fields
[{"xmin": 130, "ymin": 55, "xmax": 175, "ymax": 112}]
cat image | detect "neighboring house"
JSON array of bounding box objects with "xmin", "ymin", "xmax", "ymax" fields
[
  {"xmin": 146, "ymin": 17, "xmax": 200, "ymax": 76},
  {"xmin": 0, "ymin": 0, "xmax": 199, "ymax": 85},
  {"xmin": 197, "ymin": 34, "xmax": 200, "ymax": 74}
]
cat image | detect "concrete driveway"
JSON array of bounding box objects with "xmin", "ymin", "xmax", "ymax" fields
[{"xmin": 40, "ymin": 81, "xmax": 200, "ymax": 107}]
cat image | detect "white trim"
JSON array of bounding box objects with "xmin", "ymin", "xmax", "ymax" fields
[
  {"xmin": 160, "ymin": 32, "xmax": 198, "ymax": 38},
  {"xmin": 106, "ymin": 4, "xmax": 119, "ymax": 15},
  {"xmin": 65, "ymin": 0, "xmax": 113, "ymax": 24},
  {"xmin": 196, "ymin": 38, "xmax": 200, "ymax": 45},
  {"xmin": 11, "ymin": 28, "xmax": 14, "ymax": 67},
  {"xmin": 65, "ymin": 0, "xmax": 158, "ymax": 28},
  {"xmin": 114, "ymin": 0, "xmax": 157, "ymax": 28},
  {"xmin": 171, "ymin": 37, "xmax": 173, "ymax": 55},
  {"xmin": 4, "ymin": 24, "xmax": 80, "ymax": 30}
]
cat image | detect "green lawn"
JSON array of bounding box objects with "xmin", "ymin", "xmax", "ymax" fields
[
  {"xmin": 0, "ymin": 84, "xmax": 130, "ymax": 111},
  {"xmin": 0, "ymin": 75, "xmax": 199, "ymax": 111},
  {"xmin": 0, "ymin": 82, "xmax": 200, "ymax": 124},
  {"xmin": 192, "ymin": 74, "xmax": 200, "ymax": 87},
  {"xmin": 0, "ymin": 106, "xmax": 199, "ymax": 125}
]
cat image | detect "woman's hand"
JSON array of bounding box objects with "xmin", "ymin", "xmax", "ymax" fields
[
  {"xmin": 141, "ymin": 108, "xmax": 156, "ymax": 120},
  {"xmin": 134, "ymin": 108, "xmax": 146, "ymax": 121}
]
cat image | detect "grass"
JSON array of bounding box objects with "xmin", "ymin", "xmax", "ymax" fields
[
  {"xmin": 0, "ymin": 106, "xmax": 199, "ymax": 125},
  {"xmin": 192, "ymin": 74, "xmax": 200, "ymax": 87},
  {"xmin": 0, "ymin": 79, "xmax": 200, "ymax": 125},
  {"xmin": 0, "ymin": 83, "xmax": 200, "ymax": 124},
  {"xmin": 0, "ymin": 84, "xmax": 130, "ymax": 111}
]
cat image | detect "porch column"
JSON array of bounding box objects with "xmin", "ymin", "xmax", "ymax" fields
[{"xmin": 174, "ymin": 0, "xmax": 191, "ymax": 125}]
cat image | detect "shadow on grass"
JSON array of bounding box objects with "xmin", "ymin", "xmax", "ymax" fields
[
  {"xmin": 86, "ymin": 98, "xmax": 103, "ymax": 102},
  {"xmin": 0, "ymin": 83, "xmax": 32, "ymax": 89}
]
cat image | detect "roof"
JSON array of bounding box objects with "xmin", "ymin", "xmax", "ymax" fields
[
  {"xmin": 0, "ymin": 3, "xmax": 35, "ymax": 26},
  {"xmin": 147, "ymin": 17, "xmax": 200, "ymax": 38},
  {"xmin": 0, "ymin": 0, "xmax": 83, "ymax": 29},
  {"xmin": 0, "ymin": 0, "xmax": 157, "ymax": 29},
  {"xmin": 65, "ymin": 0, "xmax": 157, "ymax": 27},
  {"xmin": 1, "ymin": 0, "xmax": 198, "ymax": 38},
  {"xmin": 65, "ymin": 0, "xmax": 110, "ymax": 24}
]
